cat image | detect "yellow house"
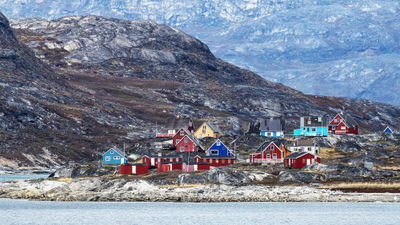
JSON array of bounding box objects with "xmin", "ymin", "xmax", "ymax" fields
[{"xmin": 194, "ymin": 122, "xmax": 223, "ymax": 139}]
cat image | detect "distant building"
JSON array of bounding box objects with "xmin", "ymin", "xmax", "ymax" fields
[
  {"xmin": 172, "ymin": 128, "xmax": 192, "ymax": 147},
  {"xmin": 102, "ymin": 148, "xmax": 127, "ymax": 165},
  {"xmin": 249, "ymin": 141, "xmax": 284, "ymax": 164},
  {"xmin": 328, "ymin": 113, "xmax": 358, "ymax": 134},
  {"xmin": 293, "ymin": 116, "xmax": 328, "ymax": 137},
  {"xmin": 384, "ymin": 126, "xmax": 393, "ymax": 134},
  {"xmin": 194, "ymin": 155, "xmax": 235, "ymax": 167},
  {"xmin": 284, "ymin": 152, "xmax": 321, "ymax": 169},
  {"xmin": 175, "ymin": 134, "xmax": 205, "ymax": 152},
  {"xmin": 156, "ymin": 117, "xmax": 195, "ymax": 138},
  {"xmin": 259, "ymin": 118, "xmax": 285, "ymax": 137},
  {"xmin": 194, "ymin": 122, "xmax": 223, "ymax": 139},
  {"xmin": 287, "ymin": 139, "xmax": 320, "ymax": 155},
  {"xmin": 119, "ymin": 163, "xmax": 149, "ymax": 175}
]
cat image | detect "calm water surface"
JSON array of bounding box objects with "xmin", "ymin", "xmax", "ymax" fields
[
  {"xmin": 0, "ymin": 199, "xmax": 400, "ymax": 225},
  {"xmin": 0, "ymin": 174, "xmax": 50, "ymax": 182}
]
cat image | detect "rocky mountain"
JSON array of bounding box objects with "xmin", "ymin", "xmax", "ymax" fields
[
  {"xmin": 1, "ymin": 13, "xmax": 400, "ymax": 167},
  {"xmin": 1, "ymin": 0, "xmax": 400, "ymax": 105}
]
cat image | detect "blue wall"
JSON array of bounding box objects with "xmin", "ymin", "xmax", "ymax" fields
[
  {"xmin": 294, "ymin": 126, "xmax": 328, "ymax": 136},
  {"xmin": 260, "ymin": 131, "xmax": 284, "ymax": 137},
  {"xmin": 384, "ymin": 127, "xmax": 393, "ymax": 134},
  {"xmin": 102, "ymin": 148, "xmax": 126, "ymax": 165},
  {"xmin": 208, "ymin": 140, "xmax": 234, "ymax": 157}
]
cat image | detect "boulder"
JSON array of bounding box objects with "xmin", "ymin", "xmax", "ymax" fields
[
  {"xmin": 206, "ymin": 167, "xmax": 251, "ymax": 185},
  {"xmin": 335, "ymin": 141, "xmax": 362, "ymax": 153},
  {"xmin": 177, "ymin": 174, "xmax": 207, "ymax": 186},
  {"xmin": 278, "ymin": 172, "xmax": 325, "ymax": 184}
]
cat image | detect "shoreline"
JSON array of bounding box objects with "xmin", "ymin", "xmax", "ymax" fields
[{"xmin": 1, "ymin": 177, "xmax": 400, "ymax": 203}]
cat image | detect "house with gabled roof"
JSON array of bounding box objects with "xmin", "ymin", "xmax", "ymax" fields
[
  {"xmin": 328, "ymin": 113, "xmax": 358, "ymax": 134},
  {"xmin": 175, "ymin": 134, "xmax": 205, "ymax": 153},
  {"xmin": 102, "ymin": 147, "xmax": 127, "ymax": 165},
  {"xmin": 172, "ymin": 128, "xmax": 192, "ymax": 147},
  {"xmin": 260, "ymin": 118, "xmax": 285, "ymax": 137},
  {"xmin": 249, "ymin": 141, "xmax": 284, "ymax": 164},
  {"xmin": 287, "ymin": 139, "xmax": 320, "ymax": 155},
  {"xmin": 294, "ymin": 116, "xmax": 328, "ymax": 137},
  {"xmin": 194, "ymin": 121, "xmax": 223, "ymax": 139},
  {"xmin": 284, "ymin": 152, "xmax": 321, "ymax": 169},
  {"xmin": 384, "ymin": 126, "xmax": 394, "ymax": 134},
  {"xmin": 207, "ymin": 139, "xmax": 234, "ymax": 157}
]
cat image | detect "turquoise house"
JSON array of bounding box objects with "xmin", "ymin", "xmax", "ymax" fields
[
  {"xmin": 294, "ymin": 116, "xmax": 328, "ymax": 137},
  {"xmin": 102, "ymin": 148, "xmax": 127, "ymax": 165},
  {"xmin": 259, "ymin": 118, "xmax": 285, "ymax": 138}
]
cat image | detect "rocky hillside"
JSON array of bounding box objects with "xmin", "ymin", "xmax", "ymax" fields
[
  {"xmin": 1, "ymin": 13, "xmax": 400, "ymax": 167},
  {"xmin": 1, "ymin": 1, "xmax": 400, "ymax": 106}
]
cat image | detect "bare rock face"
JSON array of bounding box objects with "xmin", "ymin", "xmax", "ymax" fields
[
  {"xmin": 177, "ymin": 174, "xmax": 207, "ymax": 185},
  {"xmin": 278, "ymin": 171, "xmax": 325, "ymax": 184}
]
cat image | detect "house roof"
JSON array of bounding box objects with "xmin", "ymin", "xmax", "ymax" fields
[
  {"xmin": 173, "ymin": 127, "xmax": 191, "ymax": 139},
  {"xmin": 180, "ymin": 134, "xmax": 205, "ymax": 150},
  {"xmin": 205, "ymin": 122, "xmax": 223, "ymax": 135},
  {"xmin": 301, "ymin": 116, "xmax": 327, "ymax": 127},
  {"xmin": 255, "ymin": 141, "xmax": 284, "ymax": 153},
  {"xmin": 260, "ymin": 118, "xmax": 284, "ymax": 132},
  {"xmin": 207, "ymin": 139, "xmax": 234, "ymax": 155},
  {"xmin": 342, "ymin": 114, "xmax": 358, "ymax": 128},
  {"xmin": 104, "ymin": 148, "xmax": 126, "ymax": 157},
  {"xmin": 384, "ymin": 126, "xmax": 393, "ymax": 133},
  {"xmin": 285, "ymin": 152, "xmax": 310, "ymax": 159},
  {"xmin": 198, "ymin": 155, "xmax": 235, "ymax": 159},
  {"xmin": 125, "ymin": 163, "xmax": 148, "ymax": 166}
]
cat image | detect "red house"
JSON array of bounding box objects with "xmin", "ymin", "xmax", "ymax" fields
[
  {"xmin": 175, "ymin": 134, "xmax": 204, "ymax": 153},
  {"xmin": 329, "ymin": 113, "xmax": 358, "ymax": 134},
  {"xmin": 119, "ymin": 163, "xmax": 149, "ymax": 175},
  {"xmin": 172, "ymin": 128, "xmax": 191, "ymax": 147},
  {"xmin": 284, "ymin": 152, "xmax": 320, "ymax": 169},
  {"xmin": 194, "ymin": 155, "xmax": 235, "ymax": 167},
  {"xmin": 142, "ymin": 155, "xmax": 182, "ymax": 167},
  {"xmin": 249, "ymin": 141, "xmax": 284, "ymax": 164},
  {"xmin": 182, "ymin": 162, "xmax": 210, "ymax": 172},
  {"xmin": 157, "ymin": 162, "xmax": 183, "ymax": 173}
]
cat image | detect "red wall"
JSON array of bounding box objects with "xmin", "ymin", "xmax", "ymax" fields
[
  {"xmin": 172, "ymin": 129, "xmax": 189, "ymax": 146},
  {"xmin": 195, "ymin": 157, "xmax": 234, "ymax": 167},
  {"xmin": 119, "ymin": 164, "xmax": 132, "ymax": 174},
  {"xmin": 284, "ymin": 154, "xmax": 320, "ymax": 169},
  {"xmin": 176, "ymin": 137, "xmax": 196, "ymax": 152},
  {"xmin": 120, "ymin": 164, "xmax": 149, "ymax": 175}
]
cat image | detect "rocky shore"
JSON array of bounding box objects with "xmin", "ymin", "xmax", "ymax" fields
[{"xmin": 1, "ymin": 175, "xmax": 400, "ymax": 202}]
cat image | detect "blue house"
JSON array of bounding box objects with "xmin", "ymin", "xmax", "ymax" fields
[
  {"xmin": 294, "ymin": 116, "xmax": 328, "ymax": 137},
  {"xmin": 384, "ymin": 126, "xmax": 393, "ymax": 134},
  {"xmin": 207, "ymin": 139, "xmax": 234, "ymax": 157},
  {"xmin": 102, "ymin": 148, "xmax": 127, "ymax": 165},
  {"xmin": 260, "ymin": 118, "xmax": 285, "ymax": 137}
]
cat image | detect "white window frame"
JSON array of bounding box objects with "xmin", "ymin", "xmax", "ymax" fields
[
  {"xmin": 311, "ymin": 128, "xmax": 317, "ymax": 132},
  {"xmin": 113, "ymin": 156, "xmax": 120, "ymax": 160},
  {"xmin": 211, "ymin": 150, "xmax": 218, "ymax": 155},
  {"xmin": 273, "ymin": 153, "xmax": 277, "ymax": 159},
  {"xmin": 105, "ymin": 156, "xmax": 111, "ymax": 161},
  {"xmin": 180, "ymin": 147, "xmax": 184, "ymax": 152}
]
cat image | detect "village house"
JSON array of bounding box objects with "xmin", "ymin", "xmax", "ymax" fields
[
  {"xmin": 249, "ymin": 141, "xmax": 284, "ymax": 164},
  {"xmin": 172, "ymin": 128, "xmax": 192, "ymax": 147},
  {"xmin": 175, "ymin": 134, "xmax": 205, "ymax": 152},
  {"xmin": 260, "ymin": 118, "xmax": 285, "ymax": 137},
  {"xmin": 287, "ymin": 139, "xmax": 320, "ymax": 155},
  {"xmin": 119, "ymin": 163, "xmax": 149, "ymax": 175},
  {"xmin": 207, "ymin": 139, "xmax": 235, "ymax": 157},
  {"xmin": 293, "ymin": 116, "xmax": 328, "ymax": 137},
  {"xmin": 156, "ymin": 117, "xmax": 195, "ymax": 138},
  {"xmin": 284, "ymin": 152, "xmax": 321, "ymax": 169},
  {"xmin": 157, "ymin": 161, "xmax": 183, "ymax": 173},
  {"xmin": 194, "ymin": 155, "xmax": 235, "ymax": 167},
  {"xmin": 384, "ymin": 126, "xmax": 394, "ymax": 134},
  {"xmin": 102, "ymin": 148, "xmax": 127, "ymax": 165},
  {"xmin": 328, "ymin": 113, "xmax": 359, "ymax": 134},
  {"xmin": 194, "ymin": 121, "xmax": 223, "ymax": 139}
]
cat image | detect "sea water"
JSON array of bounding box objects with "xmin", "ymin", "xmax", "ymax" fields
[
  {"xmin": 0, "ymin": 174, "xmax": 50, "ymax": 182},
  {"xmin": 0, "ymin": 199, "xmax": 399, "ymax": 225}
]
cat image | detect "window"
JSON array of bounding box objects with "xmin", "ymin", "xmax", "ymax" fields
[
  {"xmin": 270, "ymin": 145, "xmax": 274, "ymax": 150},
  {"xmin": 307, "ymin": 120, "xmax": 311, "ymax": 125},
  {"xmin": 180, "ymin": 147, "xmax": 184, "ymax": 152},
  {"xmin": 216, "ymin": 141, "xmax": 221, "ymax": 146},
  {"xmin": 332, "ymin": 126, "xmax": 336, "ymax": 130},
  {"xmin": 185, "ymin": 145, "xmax": 188, "ymax": 149},
  {"xmin": 176, "ymin": 139, "xmax": 180, "ymax": 144},
  {"xmin": 318, "ymin": 117, "xmax": 322, "ymax": 122},
  {"xmin": 311, "ymin": 128, "xmax": 317, "ymax": 132},
  {"xmin": 211, "ymin": 150, "xmax": 218, "ymax": 155},
  {"xmin": 267, "ymin": 154, "xmax": 270, "ymax": 159},
  {"xmin": 113, "ymin": 156, "xmax": 120, "ymax": 160},
  {"xmin": 216, "ymin": 159, "xmax": 219, "ymax": 163},
  {"xmin": 273, "ymin": 153, "xmax": 277, "ymax": 159},
  {"xmin": 180, "ymin": 131, "xmax": 184, "ymax": 136},
  {"xmin": 341, "ymin": 126, "xmax": 346, "ymax": 130},
  {"xmin": 334, "ymin": 119, "xmax": 338, "ymax": 123},
  {"xmin": 184, "ymin": 138, "xmax": 188, "ymax": 143},
  {"xmin": 105, "ymin": 156, "xmax": 111, "ymax": 161},
  {"xmin": 202, "ymin": 126, "xmax": 207, "ymax": 133},
  {"xmin": 110, "ymin": 151, "xmax": 114, "ymax": 154},
  {"xmin": 307, "ymin": 147, "xmax": 311, "ymax": 151},
  {"xmin": 315, "ymin": 150, "xmax": 319, "ymax": 154},
  {"xmin": 303, "ymin": 128, "xmax": 306, "ymax": 131}
]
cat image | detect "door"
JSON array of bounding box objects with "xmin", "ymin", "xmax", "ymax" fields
[
  {"xmin": 194, "ymin": 164, "xmax": 198, "ymax": 171},
  {"xmin": 151, "ymin": 158, "xmax": 155, "ymax": 166},
  {"xmin": 132, "ymin": 166, "xmax": 136, "ymax": 175},
  {"xmin": 307, "ymin": 159, "xmax": 311, "ymax": 165}
]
